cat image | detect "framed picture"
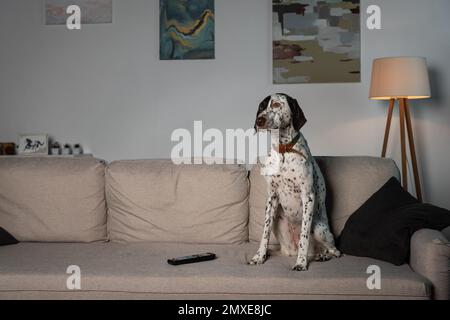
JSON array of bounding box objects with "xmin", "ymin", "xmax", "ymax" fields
[
  {"xmin": 160, "ymin": 0, "xmax": 215, "ymax": 60},
  {"xmin": 17, "ymin": 134, "xmax": 49, "ymax": 155},
  {"xmin": 273, "ymin": 0, "xmax": 361, "ymax": 84}
]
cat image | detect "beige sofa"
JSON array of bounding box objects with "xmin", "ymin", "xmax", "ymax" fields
[{"xmin": 0, "ymin": 156, "xmax": 448, "ymax": 300}]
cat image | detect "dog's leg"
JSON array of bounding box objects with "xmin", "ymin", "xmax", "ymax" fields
[
  {"xmin": 313, "ymin": 219, "xmax": 341, "ymax": 260},
  {"xmin": 292, "ymin": 164, "xmax": 315, "ymax": 271},
  {"xmin": 312, "ymin": 172, "xmax": 341, "ymax": 260},
  {"xmin": 249, "ymin": 194, "xmax": 279, "ymax": 265}
]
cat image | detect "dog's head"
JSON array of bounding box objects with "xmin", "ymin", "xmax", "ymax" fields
[{"xmin": 254, "ymin": 93, "xmax": 307, "ymax": 132}]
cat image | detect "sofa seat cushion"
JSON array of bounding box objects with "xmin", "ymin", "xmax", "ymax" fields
[
  {"xmin": 0, "ymin": 243, "xmax": 430, "ymax": 299},
  {"xmin": 106, "ymin": 160, "xmax": 249, "ymax": 244}
]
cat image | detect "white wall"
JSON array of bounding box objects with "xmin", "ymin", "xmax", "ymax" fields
[{"xmin": 1, "ymin": 0, "xmax": 449, "ymax": 208}]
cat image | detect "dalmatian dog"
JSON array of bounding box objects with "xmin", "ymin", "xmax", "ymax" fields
[{"xmin": 249, "ymin": 93, "xmax": 340, "ymax": 271}]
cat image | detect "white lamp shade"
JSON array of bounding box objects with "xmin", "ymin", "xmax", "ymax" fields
[{"xmin": 369, "ymin": 57, "xmax": 431, "ymax": 100}]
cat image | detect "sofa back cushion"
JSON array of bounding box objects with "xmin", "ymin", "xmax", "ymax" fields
[
  {"xmin": 106, "ymin": 160, "xmax": 249, "ymax": 244},
  {"xmin": 0, "ymin": 157, "xmax": 107, "ymax": 242},
  {"xmin": 249, "ymin": 156, "xmax": 400, "ymax": 244}
]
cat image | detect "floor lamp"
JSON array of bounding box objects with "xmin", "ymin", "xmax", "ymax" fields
[{"xmin": 369, "ymin": 57, "xmax": 431, "ymax": 202}]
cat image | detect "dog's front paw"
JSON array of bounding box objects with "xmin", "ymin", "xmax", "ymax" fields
[
  {"xmin": 249, "ymin": 254, "xmax": 267, "ymax": 266},
  {"xmin": 292, "ymin": 263, "xmax": 308, "ymax": 271},
  {"xmin": 333, "ymin": 249, "xmax": 341, "ymax": 258},
  {"xmin": 315, "ymin": 247, "xmax": 341, "ymax": 262},
  {"xmin": 314, "ymin": 253, "xmax": 332, "ymax": 262}
]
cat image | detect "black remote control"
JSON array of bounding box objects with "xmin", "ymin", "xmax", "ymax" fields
[{"xmin": 167, "ymin": 253, "xmax": 216, "ymax": 265}]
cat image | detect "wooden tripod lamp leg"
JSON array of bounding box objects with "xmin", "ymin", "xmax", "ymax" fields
[
  {"xmin": 404, "ymin": 99, "xmax": 423, "ymax": 202},
  {"xmin": 399, "ymin": 99, "xmax": 408, "ymax": 191},
  {"xmin": 381, "ymin": 99, "xmax": 395, "ymax": 158}
]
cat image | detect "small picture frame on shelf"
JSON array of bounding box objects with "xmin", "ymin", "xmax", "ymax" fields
[{"xmin": 17, "ymin": 134, "xmax": 49, "ymax": 155}]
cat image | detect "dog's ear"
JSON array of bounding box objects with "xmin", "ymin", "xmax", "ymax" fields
[
  {"xmin": 254, "ymin": 95, "xmax": 271, "ymax": 131},
  {"xmin": 286, "ymin": 95, "xmax": 307, "ymax": 131}
]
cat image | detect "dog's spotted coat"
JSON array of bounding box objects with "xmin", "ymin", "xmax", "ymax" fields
[{"xmin": 249, "ymin": 94, "xmax": 340, "ymax": 271}]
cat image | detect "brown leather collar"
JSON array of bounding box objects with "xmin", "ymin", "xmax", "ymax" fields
[
  {"xmin": 277, "ymin": 132, "xmax": 306, "ymax": 158},
  {"xmin": 277, "ymin": 144, "xmax": 306, "ymax": 158},
  {"xmin": 278, "ymin": 143, "xmax": 295, "ymax": 154}
]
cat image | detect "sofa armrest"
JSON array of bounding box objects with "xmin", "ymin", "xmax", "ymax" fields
[{"xmin": 410, "ymin": 228, "xmax": 450, "ymax": 300}]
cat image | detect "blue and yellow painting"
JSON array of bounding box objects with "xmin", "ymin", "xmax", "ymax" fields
[{"xmin": 160, "ymin": 0, "xmax": 215, "ymax": 60}]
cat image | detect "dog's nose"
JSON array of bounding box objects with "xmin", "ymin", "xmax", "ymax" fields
[
  {"xmin": 271, "ymin": 101, "xmax": 281, "ymax": 108},
  {"xmin": 256, "ymin": 117, "xmax": 267, "ymax": 128}
]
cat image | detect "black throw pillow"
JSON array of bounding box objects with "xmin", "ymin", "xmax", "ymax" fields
[
  {"xmin": 0, "ymin": 227, "xmax": 19, "ymax": 246},
  {"xmin": 338, "ymin": 177, "xmax": 450, "ymax": 265}
]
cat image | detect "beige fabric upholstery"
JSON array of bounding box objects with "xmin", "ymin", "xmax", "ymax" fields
[
  {"xmin": 0, "ymin": 156, "xmax": 445, "ymax": 300},
  {"xmin": 106, "ymin": 160, "xmax": 249, "ymax": 244},
  {"xmin": 0, "ymin": 243, "xmax": 430, "ymax": 300},
  {"xmin": 0, "ymin": 157, "xmax": 107, "ymax": 242},
  {"xmin": 249, "ymin": 156, "xmax": 400, "ymax": 243},
  {"xmin": 410, "ymin": 229, "xmax": 450, "ymax": 300}
]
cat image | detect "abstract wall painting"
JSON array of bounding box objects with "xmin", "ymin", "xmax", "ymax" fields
[
  {"xmin": 160, "ymin": 0, "xmax": 215, "ymax": 60},
  {"xmin": 45, "ymin": 0, "xmax": 112, "ymax": 25},
  {"xmin": 273, "ymin": 0, "xmax": 361, "ymax": 84}
]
